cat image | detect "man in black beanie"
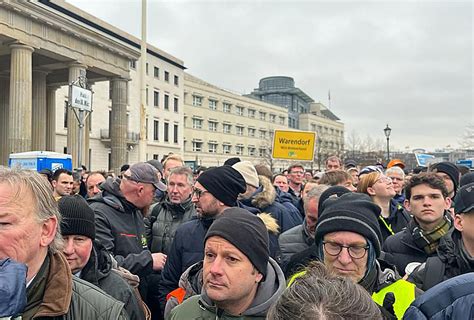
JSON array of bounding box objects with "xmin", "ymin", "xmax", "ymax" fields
[
  {"xmin": 430, "ymin": 161, "xmax": 460, "ymax": 199},
  {"xmin": 158, "ymin": 166, "xmax": 246, "ymax": 314},
  {"xmin": 59, "ymin": 195, "xmax": 146, "ymax": 319},
  {"xmin": 168, "ymin": 208, "xmax": 285, "ymax": 319}
]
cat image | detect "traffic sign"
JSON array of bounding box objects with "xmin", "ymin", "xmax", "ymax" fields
[{"xmin": 272, "ymin": 130, "xmax": 316, "ymax": 161}]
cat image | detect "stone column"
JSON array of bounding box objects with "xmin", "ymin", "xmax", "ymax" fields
[
  {"xmin": 0, "ymin": 76, "xmax": 9, "ymax": 166},
  {"xmin": 110, "ymin": 78, "xmax": 128, "ymax": 175},
  {"xmin": 67, "ymin": 63, "xmax": 87, "ymax": 167},
  {"xmin": 8, "ymin": 43, "xmax": 34, "ymax": 154},
  {"xmin": 32, "ymin": 70, "xmax": 48, "ymax": 151},
  {"xmin": 46, "ymin": 86, "xmax": 58, "ymax": 152}
]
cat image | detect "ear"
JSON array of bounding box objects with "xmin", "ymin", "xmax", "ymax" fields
[
  {"xmin": 444, "ymin": 197, "xmax": 452, "ymax": 210},
  {"xmin": 40, "ymin": 216, "xmax": 58, "ymax": 248},
  {"xmin": 255, "ymin": 272, "xmax": 264, "ymax": 283},
  {"xmin": 404, "ymin": 199, "xmax": 411, "ymax": 212},
  {"xmin": 51, "ymin": 180, "xmax": 57, "ymax": 189},
  {"xmin": 454, "ymin": 214, "xmax": 464, "ymax": 232},
  {"xmin": 366, "ymin": 186, "xmax": 376, "ymax": 196}
]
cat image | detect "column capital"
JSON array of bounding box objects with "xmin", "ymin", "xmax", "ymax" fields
[
  {"xmin": 33, "ymin": 69, "xmax": 50, "ymax": 76},
  {"xmin": 110, "ymin": 76, "xmax": 131, "ymax": 83},
  {"xmin": 68, "ymin": 62, "xmax": 88, "ymax": 70},
  {"xmin": 9, "ymin": 43, "xmax": 34, "ymax": 53}
]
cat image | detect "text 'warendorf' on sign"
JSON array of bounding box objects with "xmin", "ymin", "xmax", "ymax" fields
[{"xmin": 272, "ymin": 130, "xmax": 316, "ymax": 161}]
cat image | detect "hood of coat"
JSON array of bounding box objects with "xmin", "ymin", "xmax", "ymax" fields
[
  {"xmin": 88, "ymin": 177, "xmax": 136, "ymax": 213},
  {"xmin": 199, "ymin": 257, "xmax": 285, "ymax": 317},
  {"xmin": 178, "ymin": 261, "xmax": 203, "ymax": 299},
  {"xmin": 81, "ymin": 241, "xmax": 113, "ymax": 286},
  {"xmin": 251, "ymin": 176, "xmax": 277, "ymax": 209}
]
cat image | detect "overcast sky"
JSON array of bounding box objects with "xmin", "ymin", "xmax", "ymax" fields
[{"xmin": 68, "ymin": 0, "xmax": 473, "ymax": 152}]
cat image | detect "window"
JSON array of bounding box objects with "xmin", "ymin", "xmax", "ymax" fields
[
  {"xmin": 223, "ymin": 103, "xmax": 231, "ymax": 113},
  {"xmin": 174, "ymin": 75, "xmax": 179, "ymax": 86},
  {"xmin": 174, "ymin": 97, "xmax": 179, "ymax": 112},
  {"xmin": 146, "ymin": 63, "xmax": 149, "ymax": 75},
  {"xmin": 153, "ymin": 154, "xmax": 159, "ymax": 160},
  {"xmin": 248, "ymin": 109, "xmax": 256, "ymax": 118},
  {"xmin": 311, "ymin": 124, "xmax": 316, "ymax": 132},
  {"xmin": 259, "ymin": 147, "xmax": 267, "ymax": 157},
  {"xmin": 259, "ymin": 130, "xmax": 267, "ymax": 139},
  {"xmin": 209, "ymin": 99, "xmax": 217, "ymax": 110},
  {"xmin": 248, "ymin": 128, "xmax": 256, "ymax": 137},
  {"xmin": 153, "ymin": 91, "xmax": 159, "ymax": 107},
  {"xmin": 236, "ymin": 106, "xmax": 244, "ymax": 116},
  {"xmin": 279, "ymin": 116, "xmax": 285, "ymax": 125},
  {"xmin": 146, "ymin": 118, "xmax": 148, "ymax": 139},
  {"xmin": 174, "ymin": 124, "xmax": 178, "ymax": 143},
  {"xmin": 192, "ymin": 141, "xmax": 202, "ymax": 152},
  {"xmin": 130, "ymin": 60, "xmax": 136, "ymax": 69},
  {"xmin": 146, "ymin": 88, "xmax": 149, "ymax": 105},
  {"xmin": 223, "ymin": 145, "xmax": 231, "ymax": 154},
  {"xmin": 164, "ymin": 94, "xmax": 169, "ymax": 110},
  {"xmin": 164, "ymin": 71, "xmax": 169, "ymax": 82},
  {"xmin": 63, "ymin": 101, "xmax": 68, "ymax": 128},
  {"xmin": 154, "ymin": 66, "xmax": 159, "ymax": 78},
  {"xmin": 153, "ymin": 120, "xmax": 159, "ymax": 141},
  {"xmin": 248, "ymin": 147, "xmax": 256, "ymax": 156},
  {"xmin": 192, "ymin": 95, "xmax": 202, "ymax": 107},
  {"xmin": 192, "ymin": 118, "xmax": 203, "ymax": 129},
  {"xmin": 208, "ymin": 143, "xmax": 217, "ymax": 153},
  {"xmin": 209, "ymin": 121, "xmax": 217, "ymax": 132},
  {"xmin": 236, "ymin": 126, "xmax": 244, "ymax": 136},
  {"xmin": 259, "ymin": 112, "xmax": 266, "ymax": 121},
  {"xmin": 236, "ymin": 146, "xmax": 244, "ymax": 155},
  {"xmin": 270, "ymin": 114, "xmax": 276, "ymax": 123},
  {"xmin": 223, "ymin": 124, "xmax": 232, "ymax": 134},
  {"xmin": 164, "ymin": 122, "xmax": 169, "ymax": 142}
]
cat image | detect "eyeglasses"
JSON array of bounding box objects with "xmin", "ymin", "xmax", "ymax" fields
[
  {"xmin": 290, "ymin": 171, "xmax": 305, "ymax": 175},
  {"xmin": 374, "ymin": 175, "xmax": 392, "ymax": 185},
  {"xmin": 192, "ymin": 187, "xmax": 210, "ymax": 199},
  {"xmin": 322, "ymin": 241, "xmax": 369, "ymax": 259}
]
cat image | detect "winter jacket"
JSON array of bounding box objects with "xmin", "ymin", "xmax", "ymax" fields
[
  {"xmin": 88, "ymin": 177, "xmax": 153, "ymax": 278},
  {"xmin": 279, "ymin": 222, "xmax": 313, "ymax": 272},
  {"xmin": 274, "ymin": 187, "xmax": 305, "ymax": 221},
  {"xmin": 0, "ymin": 258, "xmax": 27, "ymax": 318},
  {"xmin": 80, "ymin": 241, "xmax": 145, "ymax": 319},
  {"xmin": 383, "ymin": 217, "xmax": 450, "ymax": 276},
  {"xmin": 239, "ymin": 176, "xmax": 301, "ymax": 233},
  {"xmin": 408, "ymin": 229, "xmax": 474, "ymax": 291},
  {"xmin": 403, "ymin": 273, "xmax": 474, "ymax": 320},
  {"xmin": 167, "ymin": 258, "xmax": 286, "ymax": 319},
  {"xmin": 379, "ymin": 200, "xmax": 411, "ymax": 242},
  {"xmin": 23, "ymin": 251, "xmax": 127, "ymax": 320}
]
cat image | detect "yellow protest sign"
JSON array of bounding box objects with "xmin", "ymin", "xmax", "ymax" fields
[{"xmin": 272, "ymin": 130, "xmax": 316, "ymax": 161}]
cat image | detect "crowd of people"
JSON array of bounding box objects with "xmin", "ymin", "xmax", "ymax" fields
[{"xmin": 1, "ymin": 153, "xmax": 474, "ymax": 319}]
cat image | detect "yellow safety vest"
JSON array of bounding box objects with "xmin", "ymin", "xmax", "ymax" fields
[{"xmin": 371, "ymin": 279, "xmax": 416, "ymax": 319}]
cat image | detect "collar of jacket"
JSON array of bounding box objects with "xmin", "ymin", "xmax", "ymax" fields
[
  {"xmin": 164, "ymin": 196, "xmax": 194, "ymax": 215},
  {"xmin": 30, "ymin": 252, "xmax": 73, "ymax": 318},
  {"xmin": 81, "ymin": 241, "xmax": 112, "ymax": 286}
]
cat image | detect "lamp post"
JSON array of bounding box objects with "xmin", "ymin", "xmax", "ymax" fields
[{"xmin": 384, "ymin": 124, "xmax": 391, "ymax": 161}]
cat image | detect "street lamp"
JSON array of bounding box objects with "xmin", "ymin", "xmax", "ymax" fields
[{"xmin": 384, "ymin": 124, "xmax": 391, "ymax": 161}]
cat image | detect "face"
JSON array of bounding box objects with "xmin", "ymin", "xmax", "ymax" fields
[
  {"xmin": 349, "ymin": 170, "xmax": 359, "ymax": 187},
  {"xmin": 305, "ymin": 198, "xmax": 319, "ymax": 236},
  {"xmin": 120, "ymin": 170, "xmax": 157, "ymax": 209},
  {"xmin": 387, "ymin": 172, "xmax": 404, "ymax": 194},
  {"xmin": 326, "ymin": 160, "xmax": 341, "ymax": 172},
  {"xmin": 323, "ymin": 231, "xmax": 368, "ymax": 283},
  {"xmin": 434, "ymin": 172, "xmax": 455, "ymax": 196},
  {"xmin": 86, "ymin": 173, "xmax": 106, "ymax": 198},
  {"xmin": 72, "ymin": 180, "xmax": 81, "ymax": 195},
  {"xmin": 0, "ymin": 183, "xmax": 57, "ymax": 281},
  {"xmin": 288, "ymin": 167, "xmax": 304, "ymax": 185},
  {"xmin": 455, "ymin": 213, "xmax": 474, "ymax": 246},
  {"xmin": 203, "ymin": 236, "xmax": 262, "ymax": 310},
  {"xmin": 302, "ymin": 182, "xmax": 318, "ymax": 199},
  {"xmin": 63, "ymin": 235, "xmax": 93, "ymax": 274},
  {"xmin": 168, "ymin": 173, "xmax": 192, "ymax": 204},
  {"xmin": 304, "ymin": 172, "xmax": 313, "ymax": 182},
  {"xmin": 164, "ymin": 159, "xmax": 183, "ymax": 180},
  {"xmin": 52, "ymin": 173, "xmax": 74, "ymax": 196},
  {"xmin": 340, "ymin": 179, "xmax": 356, "ymax": 192},
  {"xmin": 405, "ymin": 184, "xmax": 451, "ymax": 230},
  {"xmin": 192, "ymin": 181, "xmax": 222, "ymax": 217},
  {"xmin": 367, "ymin": 174, "xmax": 396, "ymax": 199},
  {"xmin": 273, "ymin": 175, "xmax": 289, "ymax": 193}
]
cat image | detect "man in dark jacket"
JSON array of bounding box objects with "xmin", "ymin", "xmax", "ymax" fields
[
  {"xmin": 146, "ymin": 166, "xmax": 197, "ymax": 318},
  {"xmin": 59, "ymin": 195, "xmax": 146, "ymax": 319},
  {"xmin": 168, "ymin": 208, "xmax": 285, "ymax": 319},
  {"xmin": 158, "ymin": 166, "xmax": 246, "ymax": 314},
  {"xmin": 383, "ymin": 173, "xmax": 452, "ymax": 276},
  {"xmin": 0, "ymin": 168, "xmax": 127, "ymax": 319},
  {"xmin": 408, "ymin": 182, "xmax": 474, "ymax": 291},
  {"xmin": 88, "ymin": 162, "xmax": 168, "ymax": 279}
]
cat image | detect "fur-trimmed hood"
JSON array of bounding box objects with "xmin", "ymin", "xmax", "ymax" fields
[{"xmin": 251, "ymin": 176, "xmax": 277, "ymax": 209}]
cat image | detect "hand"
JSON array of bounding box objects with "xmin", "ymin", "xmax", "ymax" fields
[{"xmin": 152, "ymin": 252, "xmax": 167, "ymax": 271}]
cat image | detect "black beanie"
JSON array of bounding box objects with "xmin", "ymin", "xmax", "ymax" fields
[
  {"xmin": 205, "ymin": 208, "xmax": 269, "ymax": 276},
  {"xmin": 318, "ymin": 186, "xmax": 351, "ymax": 214},
  {"xmin": 197, "ymin": 166, "xmax": 246, "ymax": 207},
  {"xmin": 223, "ymin": 157, "xmax": 241, "ymax": 166},
  {"xmin": 430, "ymin": 162, "xmax": 460, "ymax": 195},
  {"xmin": 58, "ymin": 195, "xmax": 96, "ymax": 239},
  {"xmin": 315, "ymin": 193, "xmax": 383, "ymax": 257}
]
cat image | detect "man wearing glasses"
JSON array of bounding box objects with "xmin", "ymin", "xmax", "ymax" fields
[{"xmin": 287, "ymin": 164, "xmax": 306, "ymax": 204}]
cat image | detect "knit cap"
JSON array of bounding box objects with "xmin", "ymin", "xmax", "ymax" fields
[
  {"xmin": 232, "ymin": 161, "xmax": 259, "ymax": 188},
  {"xmin": 197, "ymin": 166, "xmax": 246, "ymax": 207},
  {"xmin": 205, "ymin": 207, "xmax": 269, "ymax": 276},
  {"xmin": 58, "ymin": 195, "xmax": 96, "ymax": 239},
  {"xmin": 430, "ymin": 162, "xmax": 460, "ymax": 195}
]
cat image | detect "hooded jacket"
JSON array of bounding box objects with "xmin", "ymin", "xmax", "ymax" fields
[
  {"xmin": 88, "ymin": 177, "xmax": 153, "ymax": 278},
  {"xmin": 167, "ymin": 258, "xmax": 285, "ymax": 319},
  {"xmin": 80, "ymin": 241, "xmax": 145, "ymax": 320}
]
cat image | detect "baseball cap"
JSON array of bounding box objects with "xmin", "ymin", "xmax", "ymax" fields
[
  {"xmin": 127, "ymin": 162, "xmax": 166, "ymax": 191},
  {"xmin": 454, "ymin": 182, "xmax": 474, "ymax": 214}
]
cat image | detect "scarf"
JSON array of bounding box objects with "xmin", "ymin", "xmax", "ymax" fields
[{"xmin": 411, "ymin": 212, "xmax": 452, "ymax": 254}]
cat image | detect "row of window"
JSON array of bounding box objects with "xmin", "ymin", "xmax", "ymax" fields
[
  {"xmin": 146, "ymin": 89, "xmax": 179, "ymax": 112},
  {"xmin": 190, "ymin": 118, "xmax": 269, "ymax": 138},
  {"xmin": 150, "ymin": 120, "xmax": 179, "ymax": 144},
  {"xmin": 130, "ymin": 61, "xmax": 179, "ymax": 86},
  {"xmin": 191, "ymin": 95, "xmax": 286, "ymax": 124},
  {"xmin": 189, "ymin": 141, "xmax": 268, "ymax": 157},
  {"xmin": 310, "ymin": 124, "xmax": 344, "ymax": 137}
]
